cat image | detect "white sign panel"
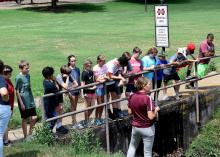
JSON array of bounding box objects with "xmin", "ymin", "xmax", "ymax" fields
[
  {"xmin": 155, "ymin": 5, "xmax": 168, "ymax": 26},
  {"xmin": 156, "ymin": 27, "xmax": 169, "ymax": 47}
]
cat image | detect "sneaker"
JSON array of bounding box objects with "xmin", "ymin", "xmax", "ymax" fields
[
  {"xmin": 71, "ymin": 123, "xmax": 84, "ymax": 130},
  {"xmin": 185, "ymin": 84, "xmax": 194, "ymax": 89},
  {"xmin": 3, "ymin": 141, "xmax": 11, "ymax": 147},
  {"xmin": 121, "ymin": 110, "xmax": 128, "ymax": 117},
  {"xmin": 175, "ymin": 95, "xmax": 180, "ymax": 100},
  {"xmin": 56, "ymin": 126, "xmax": 69, "ymax": 134},
  {"xmin": 117, "ymin": 111, "xmax": 125, "ymax": 119},
  {"xmin": 162, "ymin": 95, "xmax": 170, "ymax": 101},
  {"xmin": 100, "ymin": 119, "xmax": 105, "ymax": 124},
  {"xmin": 24, "ymin": 135, "xmax": 33, "ymax": 142},
  {"xmin": 94, "ymin": 119, "xmax": 102, "ymax": 126},
  {"xmin": 185, "ymin": 76, "xmax": 193, "ymax": 80}
]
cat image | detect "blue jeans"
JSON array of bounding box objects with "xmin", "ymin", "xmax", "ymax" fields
[
  {"xmin": 0, "ymin": 105, "xmax": 11, "ymax": 157},
  {"xmin": 127, "ymin": 125, "xmax": 155, "ymax": 157}
]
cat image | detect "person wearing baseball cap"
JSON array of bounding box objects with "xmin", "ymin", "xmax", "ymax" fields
[
  {"xmin": 176, "ymin": 43, "xmax": 197, "ymax": 89},
  {"xmin": 163, "ymin": 48, "xmax": 188, "ymax": 100}
]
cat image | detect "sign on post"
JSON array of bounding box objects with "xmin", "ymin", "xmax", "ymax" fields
[
  {"xmin": 156, "ymin": 27, "xmax": 169, "ymax": 47},
  {"xmin": 155, "ymin": 5, "xmax": 169, "ymax": 48}
]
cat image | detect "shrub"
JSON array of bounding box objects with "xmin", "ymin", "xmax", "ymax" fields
[
  {"xmin": 33, "ymin": 123, "xmax": 55, "ymax": 145},
  {"xmin": 70, "ymin": 128, "xmax": 101, "ymax": 154},
  {"xmin": 206, "ymin": 61, "xmax": 217, "ymax": 74}
]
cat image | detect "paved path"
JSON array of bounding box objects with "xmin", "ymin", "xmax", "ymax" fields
[
  {"xmin": 8, "ymin": 72, "xmax": 220, "ymax": 142},
  {"xmin": 0, "ymin": 0, "xmax": 108, "ymax": 10}
]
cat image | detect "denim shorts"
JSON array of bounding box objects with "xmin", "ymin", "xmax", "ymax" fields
[{"xmin": 95, "ymin": 88, "xmax": 105, "ymax": 97}]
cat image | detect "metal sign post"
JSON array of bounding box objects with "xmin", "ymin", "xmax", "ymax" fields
[{"xmin": 154, "ymin": 0, "xmax": 169, "ymax": 54}]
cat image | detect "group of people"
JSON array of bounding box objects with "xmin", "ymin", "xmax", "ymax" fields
[{"xmin": 0, "ymin": 33, "xmax": 215, "ymax": 157}]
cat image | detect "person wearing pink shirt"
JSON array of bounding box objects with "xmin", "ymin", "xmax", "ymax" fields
[
  {"xmin": 125, "ymin": 47, "xmax": 143, "ymax": 98},
  {"xmin": 197, "ymin": 33, "xmax": 215, "ymax": 77}
]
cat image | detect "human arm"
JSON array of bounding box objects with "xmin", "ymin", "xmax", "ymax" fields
[
  {"xmin": 15, "ymin": 77, "xmax": 25, "ymax": 110},
  {"xmin": 16, "ymin": 90, "xmax": 25, "ymax": 110},
  {"xmin": 128, "ymin": 107, "xmax": 132, "ymax": 115},
  {"xmin": 0, "ymin": 87, "xmax": 9, "ymax": 102},
  {"xmin": 108, "ymin": 72, "xmax": 126, "ymax": 81},
  {"xmin": 56, "ymin": 74, "xmax": 69, "ymax": 90},
  {"xmin": 142, "ymin": 57, "xmax": 155, "ymax": 71},
  {"xmin": 147, "ymin": 106, "xmax": 160, "ymax": 120}
]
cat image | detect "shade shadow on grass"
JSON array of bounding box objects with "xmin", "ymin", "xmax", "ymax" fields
[
  {"xmin": 6, "ymin": 150, "xmax": 39, "ymax": 157},
  {"xmin": 114, "ymin": 0, "xmax": 191, "ymax": 4},
  {"xmin": 19, "ymin": 3, "xmax": 106, "ymax": 13}
]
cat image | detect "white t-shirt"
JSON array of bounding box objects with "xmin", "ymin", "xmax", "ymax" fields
[{"xmin": 93, "ymin": 64, "xmax": 108, "ymax": 88}]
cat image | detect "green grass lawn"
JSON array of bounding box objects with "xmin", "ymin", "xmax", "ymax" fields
[
  {"xmin": 4, "ymin": 141, "xmax": 123, "ymax": 157},
  {"xmin": 0, "ymin": 0, "xmax": 220, "ymax": 96},
  {"xmin": 185, "ymin": 105, "xmax": 220, "ymax": 157}
]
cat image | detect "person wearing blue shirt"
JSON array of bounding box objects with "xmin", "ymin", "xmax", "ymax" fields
[
  {"xmin": 153, "ymin": 53, "xmax": 168, "ymax": 100},
  {"xmin": 142, "ymin": 47, "xmax": 158, "ymax": 83}
]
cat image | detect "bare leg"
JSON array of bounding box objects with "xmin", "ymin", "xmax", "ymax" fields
[
  {"xmin": 84, "ymin": 96, "xmax": 92, "ymax": 122},
  {"xmin": 69, "ymin": 95, "xmax": 78, "ymax": 125},
  {"xmin": 163, "ymin": 81, "xmax": 168, "ymax": 96},
  {"xmin": 88, "ymin": 97, "xmax": 95, "ymax": 118},
  {"xmin": 98, "ymin": 96, "xmax": 104, "ymax": 119},
  {"xmin": 111, "ymin": 92, "xmax": 120, "ymax": 109},
  {"xmin": 56, "ymin": 103, "xmax": 63, "ymax": 128},
  {"xmin": 22, "ymin": 118, "xmax": 28, "ymax": 138},
  {"xmin": 173, "ymin": 80, "xmax": 180, "ymax": 96},
  {"xmin": 29, "ymin": 116, "xmax": 37, "ymax": 135}
]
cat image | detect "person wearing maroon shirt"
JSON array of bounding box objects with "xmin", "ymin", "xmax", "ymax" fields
[
  {"xmin": 3, "ymin": 65, "xmax": 14, "ymax": 147},
  {"xmin": 127, "ymin": 77, "xmax": 160, "ymax": 157}
]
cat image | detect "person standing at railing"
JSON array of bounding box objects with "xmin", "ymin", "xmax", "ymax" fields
[
  {"xmin": 125, "ymin": 47, "xmax": 143, "ymax": 98},
  {"xmin": 56, "ymin": 65, "xmax": 76, "ymax": 131},
  {"xmin": 197, "ymin": 33, "xmax": 215, "ymax": 78},
  {"xmin": 3, "ymin": 65, "xmax": 14, "ymax": 147},
  {"xmin": 42, "ymin": 66, "xmax": 66, "ymax": 133},
  {"xmin": 0, "ymin": 60, "xmax": 11, "ymax": 157},
  {"xmin": 81, "ymin": 59, "xmax": 96, "ymax": 127},
  {"xmin": 106, "ymin": 54, "xmax": 129, "ymax": 119},
  {"xmin": 175, "ymin": 43, "xmax": 196, "ymax": 89},
  {"xmin": 93, "ymin": 55, "xmax": 109, "ymax": 125},
  {"xmin": 153, "ymin": 53, "xmax": 168, "ymax": 101},
  {"xmin": 141, "ymin": 47, "xmax": 158, "ymax": 85},
  {"xmin": 127, "ymin": 77, "xmax": 160, "ymax": 157},
  {"xmin": 67, "ymin": 55, "xmax": 82, "ymax": 129},
  {"xmin": 15, "ymin": 60, "xmax": 37, "ymax": 139},
  {"xmin": 163, "ymin": 49, "xmax": 189, "ymax": 100},
  {"xmin": 142, "ymin": 47, "xmax": 159, "ymax": 102}
]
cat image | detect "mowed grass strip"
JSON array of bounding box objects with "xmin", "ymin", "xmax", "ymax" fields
[{"xmin": 0, "ymin": 0, "xmax": 219, "ymax": 96}]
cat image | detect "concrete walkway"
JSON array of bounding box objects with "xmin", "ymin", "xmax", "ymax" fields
[
  {"xmin": 7, "ymin": 72, "xmax": 220, "ymax": 142},
  {"xmin": 0, "ymin": 0, "xmax": 108, "ymax": 10}
]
